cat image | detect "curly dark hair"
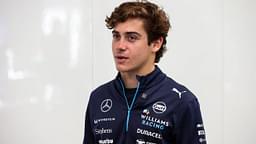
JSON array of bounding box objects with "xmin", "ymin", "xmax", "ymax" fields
[{"xmin": 105, "ymin": 0, "xmax": 171, "ymax": 63}]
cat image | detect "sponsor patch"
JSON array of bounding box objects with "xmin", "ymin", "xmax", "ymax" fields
[
  {"xmin": 136, "ymin": 139, "xmax": 157, "ymax": 144},
  {"xmin": 141, "ymin": 110, "xmax": 169, "ymax": 130},
  {"xmin": 152, "ymin": 101, "xmax": 167, "ymax": 114},
  {"xmin": 100, "ymin": 99, "xmax": 112, "ymax": 113},
  {"xmin": 196, "ymin": 123, "xmax": 207, "ymax": 143},
  {"xmin": 98, "ymin": 139, "xmax": 113, "ymax": 144},
  {"xmin": 94, "ymin": 117, "xmax": 115, "ymax": 125},
  {"xmin": 137, "ymin": 128, "xmax": 162, "ymax": 139},
  {"xmin": 95, "ymin": 128, "xmax": 112, "ymax": 135}
]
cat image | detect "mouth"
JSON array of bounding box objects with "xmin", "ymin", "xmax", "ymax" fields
[
  {"xmin": 115, "ymin": 56, "xmax": 129, "ymax": 63},
  {"xmin": 116, "ymin": 56, "xmax": 128, "ymax": 59}
]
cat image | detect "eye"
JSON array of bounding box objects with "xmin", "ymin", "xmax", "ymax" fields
[
  {"xmin": 127, "ymin": 34, "xmax": 138, "ymax": 42},
  {"xmin": 112, "ymin": 33, "xmax": 120, "ymax": 40}
]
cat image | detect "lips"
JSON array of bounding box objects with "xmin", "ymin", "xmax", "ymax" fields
[
  {"xmin": 115, "ymin": 55, "xmax": 128, "ymax": 63},
  {"xmin": 116, "ymin": 56, "xmax": 128, "ymax": 59}
]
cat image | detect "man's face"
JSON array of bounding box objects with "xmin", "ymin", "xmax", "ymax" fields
[{"xmin": 112, "ymin": 18, "xmax": 157, "ymax": 75}]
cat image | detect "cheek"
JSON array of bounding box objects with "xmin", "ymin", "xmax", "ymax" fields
[
  {"xmin": 138, "ymin": 44, "xmax": 151, "ymax": 54},
  {"xmin": 111, "ymin": 43, "xmax": 116, "ymax": 53},
  {"xmin": 111, "ymin": 46, "xmax": 114, "ymax": 53},
  {"xmin": 131, "ymin": 47, "xmax": 150, "ymax": 60}
]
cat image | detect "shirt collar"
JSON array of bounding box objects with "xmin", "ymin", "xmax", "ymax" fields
[{"xmin": 115, "ymin": 65, "xmax": 166, "ymax": 92}]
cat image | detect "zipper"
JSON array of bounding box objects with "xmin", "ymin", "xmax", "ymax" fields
[{"xmin": 119, "ymin": 78, "xmax": 140, "ymax": 132}]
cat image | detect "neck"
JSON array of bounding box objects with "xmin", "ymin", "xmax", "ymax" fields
[
  {"xmin": 120, "ymin": 65, "xmax": 156, "ymax": 88},
  {"xmin": 120, "ymin": 73, "xmax": 138, "ymax": 88}
]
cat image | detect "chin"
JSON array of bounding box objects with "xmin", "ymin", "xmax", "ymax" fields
[{"xmin": 115, "ymin": 65, "xmax": 130, "ymax": 73}]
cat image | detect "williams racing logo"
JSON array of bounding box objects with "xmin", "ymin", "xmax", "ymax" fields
[{"xmin": 141, "ymin": 109, "xmax": 169, "ymax": 130}]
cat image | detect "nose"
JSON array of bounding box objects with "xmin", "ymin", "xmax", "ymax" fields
[{"xmin": 113, "ymin": 38, "xmax": 127, "ymax": 51}]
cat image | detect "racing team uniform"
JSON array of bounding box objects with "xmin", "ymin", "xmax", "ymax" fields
[{"xmin": 83, "ymin": 66, "xmax": 207, "ymax": 144}]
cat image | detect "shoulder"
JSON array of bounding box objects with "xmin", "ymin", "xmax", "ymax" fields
[
  {"xmin": 86, "ymin": 80, "xmax": 115, "ymax": 111},
  {"xmin": 90, "ymin": 80, "xmax": 114, "ymax": 97},
  {"xmin": 163, "ymin": 77, "xmax": 203, "ymax": 117},
  {"xmin": 163, "ymin": 76, "xmax": 197, "ymax": 102}
]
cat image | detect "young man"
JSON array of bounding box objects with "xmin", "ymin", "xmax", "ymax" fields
[{"xmin": 83, "ymin": 1, "xmax": 207, "ymax": 144}]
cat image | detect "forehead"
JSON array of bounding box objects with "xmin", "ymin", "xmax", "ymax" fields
[{"xmin": 114, "ymin": 18, "xmax": 147, "ymax": 35}]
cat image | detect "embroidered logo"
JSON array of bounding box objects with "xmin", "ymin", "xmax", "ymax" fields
[
  {"xmin": 172, "ymin": 88, "xmax": 187, "ymax": 99},
  {"xmin": 100, "ymin": 99, "xmax": 112, "ymax": 113},
  {"xmin": 152, "ymin": 101, "xmax": 167, "ymax": 114}
]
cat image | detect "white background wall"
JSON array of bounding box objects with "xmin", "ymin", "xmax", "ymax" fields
[{"xmin": 0, "ymin": 0, "xmax": 255, "ymax": 144}]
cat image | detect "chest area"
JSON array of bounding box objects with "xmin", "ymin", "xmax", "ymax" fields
[{"xmin": 91, "ymin": 97, "xmax": 176, "ymax": 143}]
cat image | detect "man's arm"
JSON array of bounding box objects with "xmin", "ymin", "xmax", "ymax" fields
[
  {"xmin": 83, "ymin": 103, "xmax": 95, "ymax": 144},
  {"xmin": 175, "ymin": 98, "xmax": 207, "ymax": 144}
]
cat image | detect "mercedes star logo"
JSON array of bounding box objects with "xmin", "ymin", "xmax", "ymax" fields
[{"xmin": 100, "ymin": 99, "xmax": 112, "ymax": 113}]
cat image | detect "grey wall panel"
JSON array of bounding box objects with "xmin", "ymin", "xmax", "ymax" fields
[
  {"xmin": 157, "ymin": 1, "xmax": 224, "ymax": 143},
  {"xmin": 0, "ymin": 0, "xmax": 93, "ymax": 143},
  {"xmin": 224, "ymin": 0, "xmax": 256, "ymax": 143}
]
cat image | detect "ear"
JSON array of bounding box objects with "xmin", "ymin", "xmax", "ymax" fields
[{"xmin": 150, "ymin": 37, "xmax": 163, "ymax": 52}]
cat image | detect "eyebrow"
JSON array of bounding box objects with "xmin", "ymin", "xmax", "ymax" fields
[{"xmin": 112, "ymin": 30, "xmax": 142, "ymax": 37}]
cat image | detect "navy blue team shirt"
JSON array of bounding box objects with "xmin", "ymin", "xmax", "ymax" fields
[{"xmin": 83, "ymin": 66, "xmax": 207, "ymax": 144}]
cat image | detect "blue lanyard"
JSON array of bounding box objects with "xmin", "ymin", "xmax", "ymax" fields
[{"xmin": 119, "ymin": 78, "xmax": 140, "ymax": 132}]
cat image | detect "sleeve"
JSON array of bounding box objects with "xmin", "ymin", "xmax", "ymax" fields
[
  {"xmin": 175, "ymin": 98, "xmax": 207, "ymax": 144},
  {"xmin": 83, "ymin": 101, "xmax": 95, "ymax": 144}
]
